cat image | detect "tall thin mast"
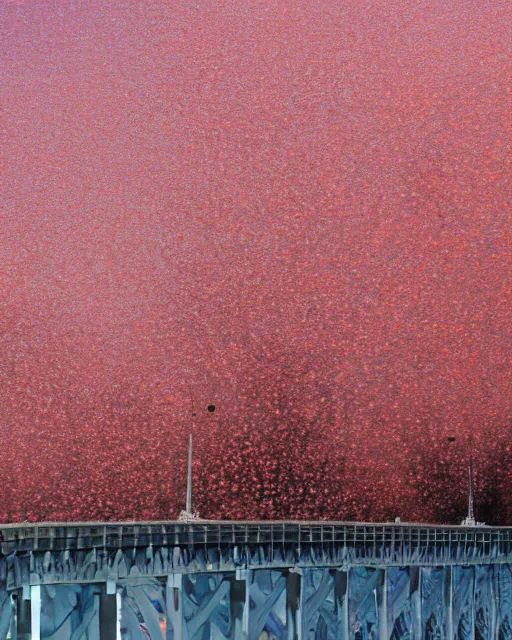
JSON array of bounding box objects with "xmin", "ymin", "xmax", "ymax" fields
[
  {"xmin": 186, "ymin": 432, "xmax": 193, "ymax": 514},
  {"xmin": 461, "ymin": 431, "xmax": 484, "ymax": 526},
  {"xmin": 467, "ymin": 452, "xmax": 475, "ymax": 523},
  {"xmin": 178, "ymin": 388, "xmax": 200, "ymax": 522}
]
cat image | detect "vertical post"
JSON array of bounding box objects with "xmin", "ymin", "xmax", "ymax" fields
[
  {"xmin": 446, "ymin": 566, "xmax": 453, "ymax": 640},
  {"xmin": 233, "ymin": 569, "xmax": 250, "ymax": 639},
  {"xmin": 468, "ymin": 457, "xmax": 475, "ymax": 522},
  {"xmin": 186, "ymin": 432, "xmax": 193, "ymax": 514},
  {"xmin": 471, "ymin": 565, "xmax": 476, "ymax": 640},
  {"xmin": 116, "ymin": 591, "xmax": 122, "ymax": 640},
  {"xmin": 286, "ymin": 569, "xmax": 301, "ymax": 640},
  {"xmin": 92, "ymin": 593, "xmax": 101, "ymax": 640},
  {"xmin": 336, "ymin": 568, "xmax": 350, "ymax": 640},
  {"xmin": 410, "ymin": 566, "xmax": 422, "ymax": 640},
  {"xmin": 108, "ymin": 579, "xmax": 122, "ymax": 640},
  {"xmin": 231, "ymin": 569, "xmax": 249, "ymax": 640},
  {"xmin": 30, "ymin": 586, "xmax": 41, "ymax": 640},
  {"xmin": 100, "ymin": 582, "xmax": 118, "ymax": 639},
  {"xmin": 378, "ymin": 568, "xmax": 388, "ymax": 640},
  {"xmin": 9, "ymin": 593, "xmax": 18, "ymax": 640},
  {"xmin": 167, "ymin": 573, "xmax": 184, "ymax": 640},
  {"xmin": 489, "ymin": 565, "xmax": 497, "ymax": 640},
  {"xmin": 17, "ymin": 587, "xmax": 31, "ymax": 639}
]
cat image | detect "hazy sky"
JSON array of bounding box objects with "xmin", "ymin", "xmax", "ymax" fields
[{"xmin": 1, "ymin": 0, "xmax": 510, "ymax": 522}]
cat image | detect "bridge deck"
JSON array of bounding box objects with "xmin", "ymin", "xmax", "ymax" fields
[{"xmin": 2, "ymin": 521, "xmax": 511, "ymax": 637}]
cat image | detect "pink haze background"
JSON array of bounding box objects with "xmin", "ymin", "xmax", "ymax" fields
[{"xmin": 1, "ymin": 0, "xmax": 511, "ymax": 523}]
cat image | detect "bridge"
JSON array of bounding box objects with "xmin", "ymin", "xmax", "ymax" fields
[{"xmin": 1, "ymin": 520, "xmax": 511, "ymax": 639}]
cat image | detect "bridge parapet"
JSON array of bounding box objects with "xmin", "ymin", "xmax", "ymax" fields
[
  {"xmin": 1, "ymin": 521, "xmax": 512, "ymax": 638},
  {"xmin": 1, "ymin": 521, "xmax": 512, "ymax": 592},
  {"xmin": 2, "ymin": 520, "xmax": 512, "ymax": 558}
]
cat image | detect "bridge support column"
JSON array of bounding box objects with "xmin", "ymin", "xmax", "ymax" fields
[
  {"xmin": 116, "ymin": 590, "xmax": 122, "ymax": 640},
  {"xmin": 410, "ymin": 566, "xmax": 422, "ymax": 639},
  {"xmin": 98, "ymin": 580, "xmax": 119, "ymax": 640},
  {"xmin": 377, "ymin": 568, "xmax": 388, "ymax": 640},
  {"xmin": 30, "ymin": 586, "xmax": 41, "ymax": 640},
  {"xmin": 15, "ymin": 586, "xmax": 30, "ymax": 639},
  {"xmin": 490, "ymin": 566, "xmax": 498, "ymax": 639},
  {"xmin": 8, "ymin": 593, "xmax": 16, "ymax": 640},
  {"xmin": 286, "ymin": 569, "xmax": 301, "ymax": 640},
  {"xmin": 166, "ymin": 573, "xmax": 184, "ymax": 640},
  {"xmin": 233, "ymin": 568, "xmax": 250, "ymax": 639},
  {"xmin": 104, "ymin": 579, "xmax": 122, "ymax": 640},
  {"xmin": 446, "ymin": 566, "xmax": 454, "ymax": 640},
  {"xmin": 336, "ymin": 569, "xmax": 350, "ymax": 640}
]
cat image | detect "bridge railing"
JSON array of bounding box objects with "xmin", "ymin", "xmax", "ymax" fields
[{"xmin": 2, "ymin": 521, "xmax": 512, "ymax": 561}]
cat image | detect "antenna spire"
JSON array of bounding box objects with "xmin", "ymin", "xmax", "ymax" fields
[
  {"xmin": 461, "ymin": 433, "xmax": 485, "ymax": 527},
  {"xmin": 467, "ymin": 453, "xmax": 475, "ymax": 523},
  {"xmin": 178, "ymin": 398, "xmax": 200, "ymax": 522},
  {"xmin": 186, "ymin": 431, "xmax": 193, "ymax": 514}
]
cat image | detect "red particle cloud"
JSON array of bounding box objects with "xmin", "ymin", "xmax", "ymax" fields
[{"xmin": 1, "ymin": 0, "xmax": 511, "ymax": 524}]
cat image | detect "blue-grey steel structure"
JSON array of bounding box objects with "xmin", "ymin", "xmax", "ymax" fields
[{"xmin": 1, "ymin": 520, "xmax": 511, "ymax": 639}]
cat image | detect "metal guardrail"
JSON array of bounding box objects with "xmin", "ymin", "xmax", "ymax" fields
[{"xmin": 1, "ymin": 520, "xmax": 511, "ymax": 560}]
